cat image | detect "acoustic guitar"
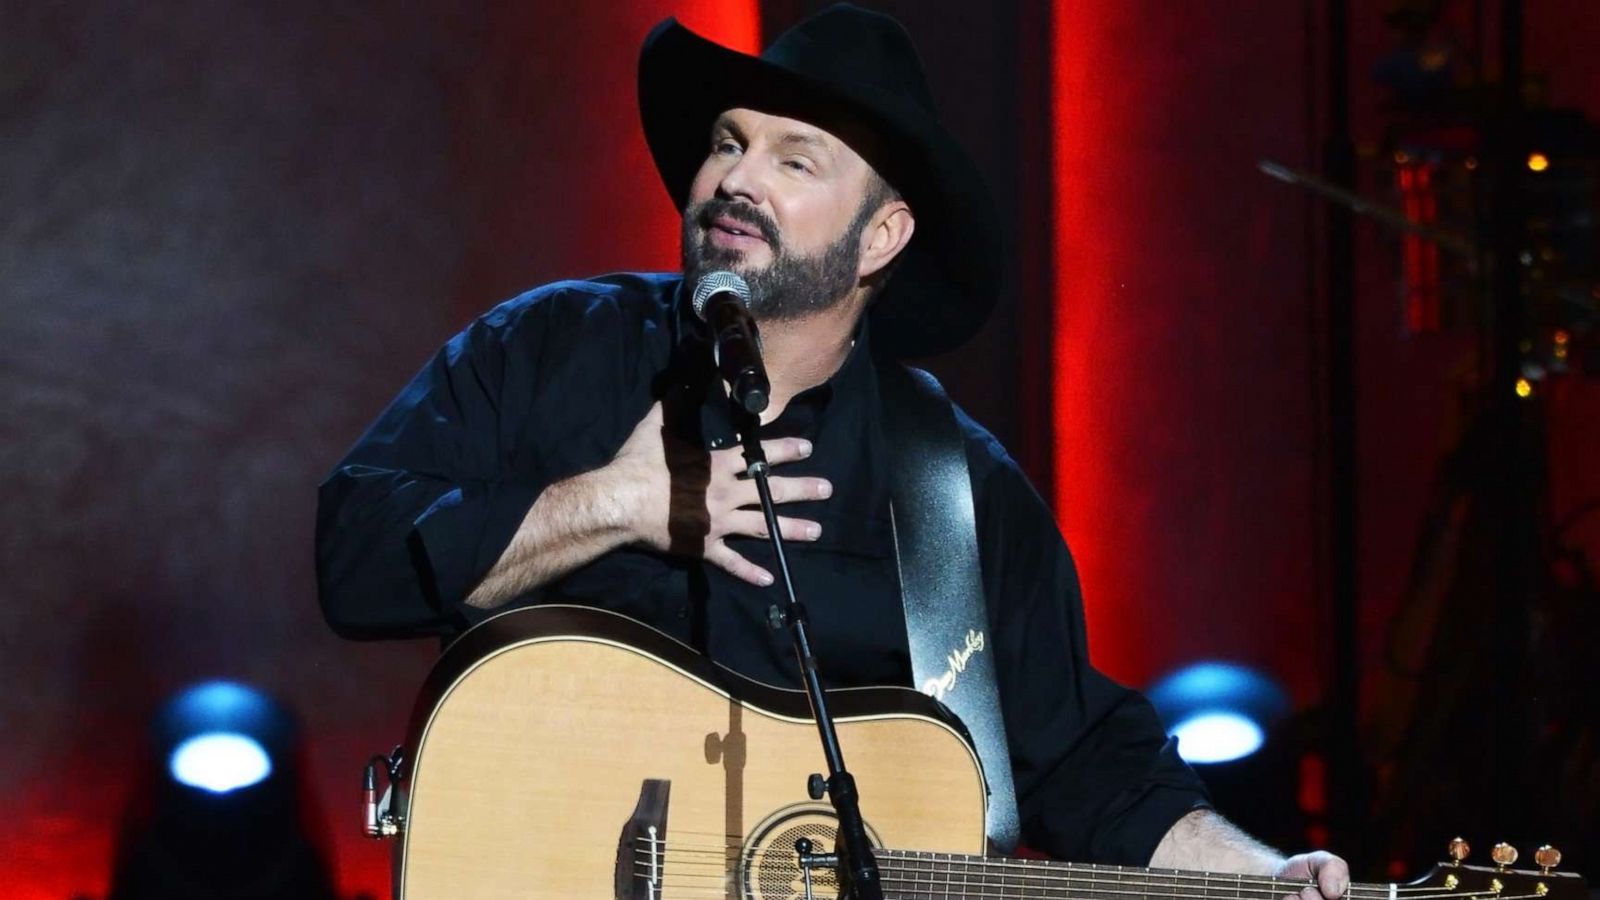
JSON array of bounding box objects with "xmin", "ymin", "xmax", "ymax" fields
[{"xmin": 367, "ymin": 605, "xmax": 1584, "ymax": 900}]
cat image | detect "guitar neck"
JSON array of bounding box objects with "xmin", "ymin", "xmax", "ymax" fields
[{"xmin": 876, "ymin": 849, "xmax": 1391, "ymax": 900}]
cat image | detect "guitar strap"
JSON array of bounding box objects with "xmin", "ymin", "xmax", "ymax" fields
[{"xmin": 875, "ymin": 354, "xmax": 1021, "ymax": 853}]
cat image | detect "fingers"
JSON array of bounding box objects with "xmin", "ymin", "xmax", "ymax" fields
[
  {"xmin": 708, "ymin": 438, "xmax": 830, "ymax": 506},
  {"xmin": 704, "ymin": 509, "xmax": 820, "ymax": 585},
  {"xmin": 725, "ymin": 510, "xmax": 822, "ymax": 542},
  {"xmin": 1282, "ymin": 852, "xmax": 1349, "ymax": 900},
  {"xmin": 705, "ymin": 541, "xmax": 774, "ymax": 587},
  {"xmin": 723, "ymin": 475, "xmax": 833, "ymax": 510},
  {"xmin": 761, "ymin": 436, "xmax": 814, "ymax": 466},
  {"xmin": 711, "ymin": 437, "xmax": 816, "ymax": 475},
  {"xmin": 760, "ymin": 474, "xmax": 833, "ymax": 504},
  {"xmin": 1315, "ymin": 854, "xmax": 1350, "ymax": 899}
]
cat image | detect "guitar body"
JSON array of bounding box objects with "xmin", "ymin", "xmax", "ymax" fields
[{"xmin": 393, "ymin": 604, "xmax": 989, "ymax": 899}]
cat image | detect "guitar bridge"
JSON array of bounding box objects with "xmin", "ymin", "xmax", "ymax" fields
[{"xmin": 614, "ymin": 778, "xmax": 671, "ymax": 900}]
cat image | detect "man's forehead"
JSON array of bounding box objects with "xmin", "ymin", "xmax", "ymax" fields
[{"xmin": 713, "ymin": 108, "xmax": 859, "ymax": 160}]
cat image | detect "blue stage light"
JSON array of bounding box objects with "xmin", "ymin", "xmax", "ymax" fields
[
  {"xmin": 1169, "ymin": 711, "xmax": 1266, "ymax": 763},
  {"xmin": 169, "ymin": 732, "xmax": 273, "ymax": 793},
  {"xmin": 112, "ymin": 679, "xmax": 338, "ymax": 899},
  {"xmin": 1148, "ymin": 661, "xmax": 1288, "ymax": 765},
  {"xmin": 154, "ymin": 680, "xmax": 284, "ymax": 794}
]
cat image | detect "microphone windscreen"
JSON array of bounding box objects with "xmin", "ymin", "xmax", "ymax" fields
[{"xmin": 691, "ymin": 271, "xmax": 752, "ymax": 319}]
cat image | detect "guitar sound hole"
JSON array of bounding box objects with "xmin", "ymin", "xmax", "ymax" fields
[{"xmin": 738, "ymin": 803, "xmax": 882, "ymax": 900}]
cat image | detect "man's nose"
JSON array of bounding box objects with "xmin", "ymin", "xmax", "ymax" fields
[{"xmin": 716, "ymin": 152, "xmax": 767, "ymax": 207}]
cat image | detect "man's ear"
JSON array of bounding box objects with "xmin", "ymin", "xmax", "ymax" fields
[{"xmin": 858, "ymin": 201, "xmax": 915, "ymax": 280}]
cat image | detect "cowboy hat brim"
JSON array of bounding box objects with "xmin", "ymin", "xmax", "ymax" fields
[{"xmin": 638, "ymin": 17, "xmax": 1001, "ymax": 358}]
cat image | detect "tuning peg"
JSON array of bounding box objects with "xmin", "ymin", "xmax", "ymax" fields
[
  {"xmin": 1534, "ymin": 846, "xmax": 1561, "ymax": 874},
  {"xmin": 1448, "ymin": 837, "xmax": 1472, "ymax": 866},
  {"xmin": 1491, "ymin": 843, "xmax": 1518, "ymax": 870}
]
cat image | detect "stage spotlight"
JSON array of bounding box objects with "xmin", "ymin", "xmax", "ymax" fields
[
  {"xmin": 1148, "ymin": 661, "xmax": 1289, "ymax": 764},
  {"xmin": 109, "ymin": 680, "xmax": 337, "ymax": 900},
  {"xmin": 170, "ymin": 732, "xmax": 273, "ymax": 793},
  {"xmin": 1149, "ymin": 661, "xmax": 1299, "ymax": 847},
  {"xmin": 1170, "ymin": 710, "xmax": 1266, "ymax": 763}
]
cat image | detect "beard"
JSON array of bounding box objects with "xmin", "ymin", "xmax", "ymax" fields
[{"xmin": 681, "ymin": 197, "xmax": 871, "ymax": 322}]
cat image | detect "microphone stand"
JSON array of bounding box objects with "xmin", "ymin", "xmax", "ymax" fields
[{"xmin": 732, "ymin": 401, "xmax": 883, "ymax": 900}]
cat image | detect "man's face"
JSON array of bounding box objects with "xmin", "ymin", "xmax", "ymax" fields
[{"xmin": 681, "ymin": 108, "xmax": 883, "ymax": 320}]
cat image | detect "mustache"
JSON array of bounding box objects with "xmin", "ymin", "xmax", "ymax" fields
[{"xmin": 693, "ymin": 198, "xmax": 780, "ymax": 248}]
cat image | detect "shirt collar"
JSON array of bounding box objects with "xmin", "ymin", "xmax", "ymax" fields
[{"xmin": 668, "ymin": 276, "xmax": 875, "ymax": 449}]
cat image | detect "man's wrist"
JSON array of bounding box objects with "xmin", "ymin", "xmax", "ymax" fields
[
  {"xmin": 1150, "ymin": 809, "xmax": 1283, "ymax": 874},
  {"xmin": 585, "ymin": 457, "xmax": 651, "ymax": 548}
]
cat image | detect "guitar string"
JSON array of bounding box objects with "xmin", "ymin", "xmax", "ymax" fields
[
  {"xmin": 635, "ymin": 881, "xmax": 1546, "ymax": 900},
  {"xmin": 632, "ymin": 857, "xmax": 1453, "ymax": 900},
  {"xmin": 631, "ymin": 842, "xmax": 1437, "ymax": 896},
  {"xmin": 639, "ymin": 870, "xmax": 1467, "ymax": 900},
  {"xmin": 655, "ymin": 821, "xmax": 1430, "ymax": 895},
  {"xmin": 653, "ymin": 827, "xmax": 1442, "ymax": 896},
  {"xmin": 636, "ymin": 855, "xmax": 1389, "ymax": 897},
  {"xmin": 640, "ymin": 837, "xmax": 1439, "ymax": 891},
  {"xmin": 641, "ymin": 887, "xmax": 1524, "ymax": 900},
  {"xmin": 632, "ymin": 853, "xmax": 1496, "ymax": 900},
  {"xmin": 636, "ymin": 876, "xmax": 1542, "ymax": 900}
]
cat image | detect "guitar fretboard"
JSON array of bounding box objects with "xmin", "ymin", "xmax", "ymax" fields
[{"xmin": 876, "ymin": 849, "xmax": 1390, "ymax": 900}]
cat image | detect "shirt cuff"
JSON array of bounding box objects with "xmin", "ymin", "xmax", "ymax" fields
[
  {"xmin": 1094, "ymin": 782, "xmax": 1214, "ymax": 866},
  {"xmin": 408, "ymin": 480, "xmax": 542, "ymax": 627}
]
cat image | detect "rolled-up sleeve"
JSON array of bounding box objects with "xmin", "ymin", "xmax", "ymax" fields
[
  {"xmin": 315, "ymin": 297, "xmax": 556, "ymax": 639},
  {"xmin": 970, "ymin": 430, "xmax": 1211, "ymax": 864}
]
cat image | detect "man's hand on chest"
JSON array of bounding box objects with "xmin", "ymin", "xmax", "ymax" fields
[{"xmin": 612, "ymin": 401, "xmax": 833, "ymax": 587}]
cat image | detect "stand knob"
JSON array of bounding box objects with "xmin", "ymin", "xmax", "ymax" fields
[
  {"xmin": 807, "ymin": 773, "xmax": 826, "ymax": 800},
  {"xmin": 1491, "ymin": 843, "xmax": 1518, "ymax": 870},
  {"xmin": 1448, "ymin": 838, "xmax": 1471, "ymax": 865},
  {"xmin": 1534, "ymin": 846, "xmax": 1561, "ymax": 874}
]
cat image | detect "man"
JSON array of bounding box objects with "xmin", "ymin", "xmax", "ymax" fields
[{"xmin": 316, "ymin": 5, "xmax": 1348, "ymax": 896}]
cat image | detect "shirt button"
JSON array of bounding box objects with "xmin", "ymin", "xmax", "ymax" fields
[{"xmin": 676, "ymin": 606, "xmax": 689, "ymax": 620}]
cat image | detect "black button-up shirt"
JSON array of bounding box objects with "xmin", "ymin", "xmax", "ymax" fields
[{"xmin": 315, "ymin": 272, "xmax": 1209, "ymax": 864}]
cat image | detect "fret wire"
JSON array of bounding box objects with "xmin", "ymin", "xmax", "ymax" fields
[
  {"xmin": 874, "ymin": 851, "xmax": 1384, "ymax": 893},
  {"xmin": 877, "ymin": 855, "xmax": 1331, "ymax": 895},
  {"xmin": 642, "ymin": 859, "xmax": 1497, "ymax": 900},
  {"xmin": 871, "ymin": 879, "xmax": 1543, "ymax": 900},
  {"xmin": 632, "ymin": 839, "xmax": 1473, "ymax": 900},
  {"xmin": 645, "ymin": 859, "xmax": 1509, "ymax": 900}
]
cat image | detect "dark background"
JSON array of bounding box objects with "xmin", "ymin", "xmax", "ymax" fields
[{"xmin": 3, "ymin": 1, "xmax": 1596, "ymax": 897}]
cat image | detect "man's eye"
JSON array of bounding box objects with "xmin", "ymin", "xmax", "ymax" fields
[
  {"xmin": 783, "ymin": 159, "xmax": 812, "ymax": 173},
  {"xmin": 713, "ymin": 140, "xmax": 742, "ymax": 156}
]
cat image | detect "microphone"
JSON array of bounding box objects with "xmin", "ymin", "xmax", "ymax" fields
[{"xmin": 692, "ymin": 271, "xmax": 770, "ymax": 415}]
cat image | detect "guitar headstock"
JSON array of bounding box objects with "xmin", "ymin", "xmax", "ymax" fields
[{"xmin": 1402, "ymin": 839, "xmax": 1587, "ymax": 900}]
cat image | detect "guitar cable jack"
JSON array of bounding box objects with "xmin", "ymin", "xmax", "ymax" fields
[{"xmin": 362, "ymin": 746, "xmax": 407, "ymax": 839}]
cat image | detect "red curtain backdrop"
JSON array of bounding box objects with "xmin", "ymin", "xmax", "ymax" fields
[
  {"xmin": 449, "ymin": 2, "xmax": 760, "ymax": 317},
  {"xmin": 1050, "ymin": 2, "xmax": 1322, "ymax": 694}
]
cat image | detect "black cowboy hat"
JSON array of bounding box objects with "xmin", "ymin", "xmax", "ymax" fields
[{"xmin": 638, "ymin": 3, "xmax": 1001, "ymax": 358}]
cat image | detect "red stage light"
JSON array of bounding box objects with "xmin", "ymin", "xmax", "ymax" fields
[{"xmin": 1050, "ymin": 0, "xmax": 1150, "ymax": 682}]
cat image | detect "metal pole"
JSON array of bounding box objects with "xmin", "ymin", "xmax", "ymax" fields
[{"xmin": 1322, "ymin": 0, "xmax": 1366, "ymax": 862}]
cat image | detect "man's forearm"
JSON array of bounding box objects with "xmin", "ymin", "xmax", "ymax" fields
[
  {"xmin": 1149, "ymin": 809, "xmax": 1283, "ymax": 874},
  {"xmin": 463, "ymin": 464, "xmax": 639, "ymax": 609}
]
